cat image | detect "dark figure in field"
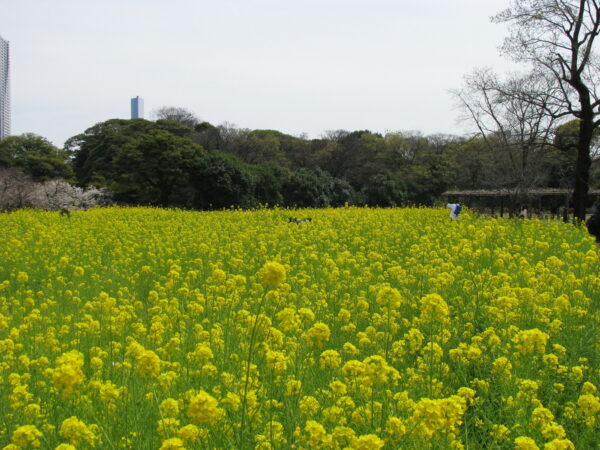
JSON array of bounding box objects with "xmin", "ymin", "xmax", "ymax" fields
[
  {"xmin": 586, "ymin": 203, "xmax": 600, "ymax": 244},
  {"xmin": 289, "ymin": 217, "xmax": 312, "ymax": 224},
  {"xmin": 59, "ymin": 208, "xmax": 71, "ymax": 218}
]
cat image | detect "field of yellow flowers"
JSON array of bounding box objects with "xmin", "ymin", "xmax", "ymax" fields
[{"xmin": 0, "ymin": 207, "xmax": 598, "ymax": 449}]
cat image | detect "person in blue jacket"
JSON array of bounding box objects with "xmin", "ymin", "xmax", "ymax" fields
[{"xmin": 447, "ymin": 203, "xmax": 462, "ymax": 220}]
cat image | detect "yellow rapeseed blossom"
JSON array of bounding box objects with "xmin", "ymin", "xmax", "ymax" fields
[
  {"xmin": 11, "ymin": 425, "xmax": 42, "ymax": 448},
  {"xmin": 419, "ymin": 293, "xmax": 450, "ymax": 324},
  {"xmin": 157, "ymin": 418, "xmax": 180, "ymax": 437},
  {"xmin": 266, "ymin": 350, "xmax": 289, "ymax": 374},
  {"xmin": 329, "ymin": 380, "xmax": 347, "ymax": 395},
  {"xmin": 376, "ymin": 286, "xmax": 403, "ymax": 309},
  {"xmin": 160, "ymin": 398, "xmax": 180, "ymax": 417},
  {"xmin": 408, "ymin": 395, "xmax": 468, "ymax": 442},
  {"xmin": 582, "ymin": 381, "xmax": 597, "ymax": 395},
  {"xmin": 305, "ymin": 323, "xmax": 331, "ymax": 349},
  {"xmin": 361, "ymin": 355, "xmax": 399, "ymax": 386},
  {"xmin": 261, "ymin": 261, "xmax": 286, "ymax": 286},
  {"xmin": 52, "ymin": 350, "xmax": 85, "ymax": 397},
  {"xmin": 159, "ymin": 437, "xmax": 185, "ymax": 450},
  {"xmin": 385, "ymin": 416, "xmax": 407, "ymax": 440},
  {"xmin": 177, "ymin": 424, "xmax": 201, "ymax": 444},
  {"xmin": 299, "ymin": 396, "xmax": 320, "ymax": 416},
  {"xmin": 59, "ymin": 416, "xmax": 98, "ymax": 447},
  {"xmin": 543, "ymin": 439, "xmax": 575, "ymax": 450},
  {"xmin": 304, "ymin": 420, "xmax": 328, "ymax": 446},
  {"xmin": 515, "ymin": 436, "xmax": 540, "ymax": 450},
  {"xmin": 513, "ymin": 329, "xmax": 550, "ymax": 355},
  {"xmin": 187, "ymin": 390, "xmax": 224, "ymax": 425},
  {"xmin": 222, "ymin": 392, "xmax": 242, "ymax": 411},
  {"xmin": 285, "ymin": 379, "xmax": 302, "ymax": 396},
  {"xmin": 577, "ymin": 394, "xmax": 600, "ymax": 426},
  {"xmin": 16, "ymin": 272, "xmax": 29, "ymax": 283},
  {"xmin": 54, "ymin": 444, "xmax": 77, "ymax": 450},
  {"xmin": 540, "ymin": 422, "xmax": 566, "ymax": 440},
  {"xmin": 352, "ymin": 434, "xmax": 385, "ymax": 449},
  {"xmin": 276, "ymin": 307, "xmax": 301, "ymax": 332},
  {"xmin": 187, "ymin": 343, "xmax": 214, "ymax": 364},
  {"xmin": 320, "ymin": 349, "xmax": 342, "ymax": 370},
  {"xmin": 136, "ymin": 349, "xmax": 162, "ymax": 378},
  {"xmin": 490, "ymin": 424, "xmax": 510, "ymax": 441},
  {"xmin": 531, "ymin": 407, "xmax": 554, "ymax": 427}
]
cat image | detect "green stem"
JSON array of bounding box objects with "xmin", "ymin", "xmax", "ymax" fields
[{"xmin": 238, "ymin": 288, "xmax": 270, "ymax": 448}]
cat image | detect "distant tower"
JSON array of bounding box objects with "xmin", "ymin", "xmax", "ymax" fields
[
  {"xmin": 0, "ymin": 35, "xmax": 10, "ymax": 140},
  {"xmin": 131, "ymin": 96, "xmax": 144, "ymax": 119}
]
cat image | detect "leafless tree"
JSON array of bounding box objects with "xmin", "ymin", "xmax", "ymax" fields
[
  {"xmin": 217, "ymin": 122, "xmax": 251, "ymax": 154},
  {"xmin": 322, "ymin": 130, "xmax": 350, "ymax": 142},
  {"xmin": 0, "ymin": 168, "xmax": 36, "ymax": 210},
  {"xmin": 454, "ymin": 68, "xmax": 560, "ymax": 206},
  {"xmin": 153, "ymin": 106, "xmax": 200, "ymax": 128},
  {"xmin": 382, "ymin": 132, "xmax": 418, "ymax": 165},
  {"xmin": 493, "ymin": 0, "xmax": 600, "ymax": 220}
]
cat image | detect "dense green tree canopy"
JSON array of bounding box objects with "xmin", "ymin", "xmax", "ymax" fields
[
  {"xmin": 112, "ymin": 129, "xmax": 204, "ymax": 206},
  {"xmin": 194, "ymin": 122, "xmax": 222, "ymax": 151},
  {"xmin": 67, "ymin": 119, "xmax": 152, "ymax": 186},
  {"xmin": 49, "ymin": 111, "xmax": 598, "ymax": 210},
  {"xmin": 191, "ymin": 152, "xmax": 255, "ymax": 210},
  {"xmin": 362, "ymin": 173, "xmax": 405, "ymax": 207},
  {"xmin": 248, "ymin": 163, "xmax": 287, "ymax": 207},
  {"xmin": 0, "ymin": 133, "xmax": 73, "ymax": 182},
  {"xmin": 283, "ymin": 168, "xmax": 357, "ymax": 208},
  {"xmin": 67, "ymin": 119, "xmax": 204, "ymax": 205}
]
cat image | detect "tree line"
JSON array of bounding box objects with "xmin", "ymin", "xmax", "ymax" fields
[{"xmin": 0, "ymin": 112, "xmax": 597, "ymax": 211}]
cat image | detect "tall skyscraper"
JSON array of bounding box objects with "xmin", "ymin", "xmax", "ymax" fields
[
  {"xmin": 0, "ymin": 35, "xmax": 10, "ymax": 140},
  {"xmin": 131, "ymin": 96, "xmax": 144, "ymax": 119}
]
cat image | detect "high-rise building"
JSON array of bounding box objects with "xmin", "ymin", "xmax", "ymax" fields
[
  {"xmin": 131, "ymin": 96, "xmax": 144, "ymax": 119},
  {"xmin": 0, "ymin": 35, "xmax": 10, "ymax": 140}
]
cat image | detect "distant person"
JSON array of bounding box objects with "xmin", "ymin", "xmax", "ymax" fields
[
  {"xmin": 519, "ymin": 207, "xmax": 528, "ymax": 219},
  {"xmin": 447, "ymin": 203, "xmax": 462, "ymax": 220},
  {"xmin": 289, "ymin": 217, "xmax": 312, "ymax": 224},
  {"xmin": 586, "ymin": 203, "xmax": 600, "ymax": 245}
]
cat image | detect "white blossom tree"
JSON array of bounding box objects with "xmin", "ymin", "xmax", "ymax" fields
[{"xmin": 0, "ymin": 168, "xmax": 111, "ymax": 211}]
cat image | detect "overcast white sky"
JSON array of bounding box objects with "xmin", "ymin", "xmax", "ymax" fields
[{"xmin": 2, "ymin": 0, "xmax": 516, "ymax": 147}]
